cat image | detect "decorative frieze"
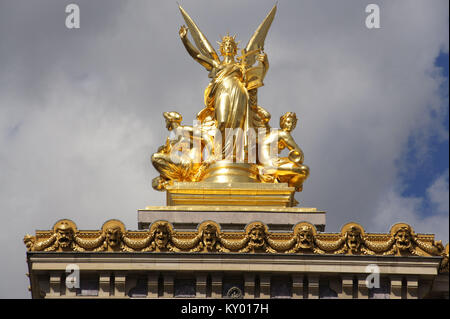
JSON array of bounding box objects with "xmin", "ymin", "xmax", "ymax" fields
[{"xmin": 24, "ymin": 219, "xmax": 449, "ymax": 273}]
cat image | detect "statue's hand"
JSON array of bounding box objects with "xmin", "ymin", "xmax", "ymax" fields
[
  {"xmin": 179, "ymin": 25, "xmax": 188, "ymax": 39},
  {"xmin": 257, "ymin": 53, "xmax": 268, "ymax": 63}
]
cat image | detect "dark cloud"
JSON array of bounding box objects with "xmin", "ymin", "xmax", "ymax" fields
[{"xmin": 0, "ymin": 0, "xmax": 448, "ymax": 297}]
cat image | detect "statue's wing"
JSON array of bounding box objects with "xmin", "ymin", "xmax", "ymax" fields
[
  {"xmin": 244, "ymin": 4, "xmax": 277, "ymax": 67},
  {"xmin": 179, "ymin": 5, "xmax": 220, "ymax": 62}
]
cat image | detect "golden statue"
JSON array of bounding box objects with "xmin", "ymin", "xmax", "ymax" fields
[
  {"xmin": 178, "ymin": 5, "xmax": 274, "ymax": 156},
  {"xmin": 258, "ymin": 112, "xmax": 310, "ymax": 191},
  {"xmin": 151, "ymin": 111, "xmax": 213, "ymax": 190},
  {"xmin": 151, "ymin": 5, "xmax": 310, "ymax": 193}
]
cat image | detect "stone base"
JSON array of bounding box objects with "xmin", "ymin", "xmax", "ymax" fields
[{"xmin": 138, "ymin": 206, "xmax": 326, "ymax": 232}]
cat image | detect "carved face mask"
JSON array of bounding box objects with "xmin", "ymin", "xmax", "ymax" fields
[
  {"xmin": 394, "ymin": 229, "xmax": 412, "ymax": 250},
  {"xmin": 106, "ymin": 227, "xmax": 122, "ymax": 247},
  {"xmin": 155, "ymin": 226, "xmax": 169, "ymax": 248},
  {"xmin": 249, "ymin": 228, "xmax": 265, "ymax": 247},
  {"xmin": 297, "ymin": 228, "xmax": 314, "ymax": 249},
  {"xmin": 203, "ymin": 229, "xmax": 218, "ymax": 249},
  {"xmin": 56, "ymin": 228, "xmax": 73, "ymax": 248},
  {"xmin": 346, "ymin": 230, "xmax": 362, "ymax": 251}
]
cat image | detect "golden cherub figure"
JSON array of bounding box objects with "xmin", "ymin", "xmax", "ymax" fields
[
  {"xmin": 151, "ymin": 111, "xmax": 213, "ymax": 190},
  {"xmin": 258, "ymin": 112, "xmax": 310, "ymax": 191}
]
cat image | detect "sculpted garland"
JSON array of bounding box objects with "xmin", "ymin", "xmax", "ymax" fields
[{"xmin": 23, "ymin": 219, "xmax": 449, "ymax": 273}]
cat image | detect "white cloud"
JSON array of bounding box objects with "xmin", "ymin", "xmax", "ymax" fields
[
  {"xmin": 372, "ymin": 173, "xmax": 449, "ymax": 242},
  {"xmin": 371, "ymin": 170, "xmax": 449, "ymax": 242},
  {"xmin": 427, "ymin": 170, "xmax": 449, "ymax": 215}
]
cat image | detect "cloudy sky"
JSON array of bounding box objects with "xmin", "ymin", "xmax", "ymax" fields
[{"xmin": 0, "ymin": 0, "xmax": 448, "ymax": 298}]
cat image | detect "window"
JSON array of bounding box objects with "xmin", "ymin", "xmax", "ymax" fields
[
  {"xmin": 270, "ymin": 276, "xmax": 292, "ymax": 298},
  {"xmin": 369, "ymin": 278, "xmax": 391, "ymax": 299},
  {"xmin": 76, "ymin": 275, "xmax": 99, "ymax": 296},
  {"xmin": 174, "ymin": 278, "xmax": 196, "ymax": 298},
  {"xmin": 128, "ymin": 276, "xmax": 148, "ymax": 298},
  {"xmin": 319, "ymin": 279, "xmax": 338, "ymax": 299}
]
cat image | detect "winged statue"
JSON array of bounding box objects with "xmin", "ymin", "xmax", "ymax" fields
[
  {"xmin": 178, "ymin": 4, "xmax": 276, "ymax": 145},
  {"xmin": 151, "ymin": 4, "xmax": 309, "ymax": 192}
]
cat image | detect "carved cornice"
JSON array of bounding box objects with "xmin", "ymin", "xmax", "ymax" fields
[{"xmin": 23, "ymin": 219, "xmax": 449, "ymax": 273}]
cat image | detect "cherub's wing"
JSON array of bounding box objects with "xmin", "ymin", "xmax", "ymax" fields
[
  {"xmin": 179, "ymin": 5, "xmax": 220, "ymax": 62},
  {"xmin": 244, "ymin": 5, "xmax": 277, "ymax": 67}
]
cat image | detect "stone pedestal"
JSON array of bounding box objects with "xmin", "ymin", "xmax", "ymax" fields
[
  {"xmin": 138, "ymin": 206, "xmax": 325, "ymax": 232},
  {"xmin": 140, "ymin": 182, "xmax": 326, "ymax": 231}
]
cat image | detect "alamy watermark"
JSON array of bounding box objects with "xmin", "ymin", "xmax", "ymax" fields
[
  {"xmin": 64, "ymin": 4, "xmax": 380, "ymax": 34},
  {"xmin": 365, "ymin": 264, "xmax": 380, "ymax": 288},
  {"xmin": 365, "ymin": 4, "xmax": 380, "ymax": 29},
  {"xmin": 166, "ymin": 123, "xmax": 281, "ymax": 165},
  {"xmin": 65, "ymin": 3, "xmax": 80, "ymax": 29},
  {"xmin": 65, "ymin": 263, "xmax": 80, "ymax": 289}
]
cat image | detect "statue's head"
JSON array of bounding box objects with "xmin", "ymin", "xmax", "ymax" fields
[
  {"xmin": 163, "ymin": 112, "xmax": 182, "ymax": 130},
  {"xmin": 280, "ymin": 112, "xmax": 297, "ymax": 132},
  {"xmin": 219, "ymin": 34, "xmax": 238, "ymax": 57}
]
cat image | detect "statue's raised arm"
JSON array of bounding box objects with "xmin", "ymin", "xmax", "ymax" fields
[{"xmin": 178, "ymin": 5, "xmax": 220, "ymax": 71}]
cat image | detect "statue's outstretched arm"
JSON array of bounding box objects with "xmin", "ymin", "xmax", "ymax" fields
[
  {"xmin": 178, "ymin": 5, "xmax": 220, "ymax": 62},
  {"xmin": 180, "ymin": 26, "xmax": 216, "ymax": 71}
]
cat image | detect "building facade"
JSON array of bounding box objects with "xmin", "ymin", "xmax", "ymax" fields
[{"xmin": 24, "ymin": 183, "xmax": 449, "ymax": 299}]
